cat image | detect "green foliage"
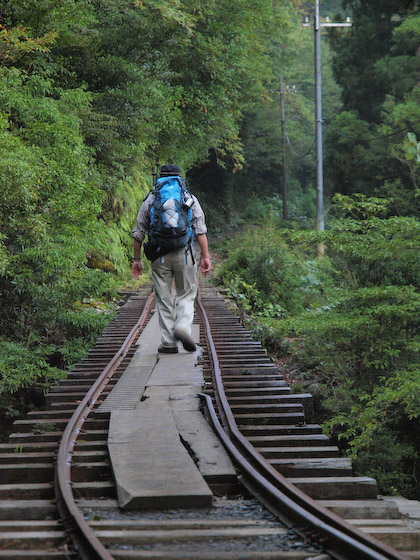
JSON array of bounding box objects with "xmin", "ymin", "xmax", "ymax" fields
[
  {"xmin": 0, "ymin": 298, "xmax": 114, "ymax": 419},
  {"xmin": 0, "ymin": 0, "xmax": 297, "ymax": 422},
  {"xmin": 329, "ymin": 0, "xmax": 405, "ymax": 122},
  {"xmin": 326, "ymin": 1, "xmax": 420, "ymax": 216},
  {"xmin": 190, "ymin": 1, "xmax": 339, "ymax": 228},
  {"xmin": 0, "ymin": 338, "xmax": 64, "ymax": 418},
  {"xmin": 0, "ymin": 62, "xmax": 118, "ymax": 349},
  {"xmin": 0, "ymin": 23, "xmax": 58, "ymax": 64},
  {"xmin": 322, "ymin": 365, "xmax": 420, "ymax": 496},
  {"xmin": 219, "ymin": 195, "xmax": 420, "ymax": 497},
  {"xmin": 404, "ymin": 132, "xmax": 420, "ymax": 164},
  {"xmin": 292, "ymin": 198, "xmax": 420, "ymax": 495},
  {"xmin": 349, "ymin": 426, "xmax": 416, "ymax": 497},
  {"xmin": 296, "ymin": 285, "xmax": 420, "ymax": 386},
  {"xmin": 218, "ymin": 225, "xmax": 336, "ymax": 318},
  {"xmin": 291, "ymin": 194, "xmax": 420, "ymax": 288},
  {"xmin": 393, "ymin": 13, "xmax": 420, "ymax": 52}
]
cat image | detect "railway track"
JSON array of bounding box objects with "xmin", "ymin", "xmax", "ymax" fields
[{"xmin": 0, "ymin": 285, "xmax": 419, "ymax": 559}]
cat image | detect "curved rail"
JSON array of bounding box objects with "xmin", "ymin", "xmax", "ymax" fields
[
  {"xmin": 197, "ymin": 294, "xmax": 408, "ymax": 560},
  {"xmin": 55, "ymin": 291, "xmax": 155, "ymax": 560}
]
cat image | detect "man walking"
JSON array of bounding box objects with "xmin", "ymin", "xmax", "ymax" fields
[{"xmin": 131, "ymin": 164, "xmax": 211, "ymax": 354}]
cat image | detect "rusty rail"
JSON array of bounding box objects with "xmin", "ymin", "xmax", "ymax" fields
[
  {"xmin": 197, "ymin": 294, "xmax": 407, "ymax": 560},
  {"xmin": 55, "ymin": 291, "xmax": 155, "ymax": 560}
]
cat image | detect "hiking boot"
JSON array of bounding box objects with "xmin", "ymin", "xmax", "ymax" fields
[
  {"xmin": 158, "ymin": 345, "xmax": 178, "ymax": 354},
  {"xmin": 174, "ymin": 328, "xmax": 196, "ymax": 352}
]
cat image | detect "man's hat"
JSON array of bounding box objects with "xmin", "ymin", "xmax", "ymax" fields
[{"xmin": 160, "ymin": 164, "xmax": 181, "ymax": 176}]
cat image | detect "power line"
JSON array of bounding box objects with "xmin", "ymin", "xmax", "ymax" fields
[
  {"xmin": 325, "ymin": 119, "xmax": 420, "ymax": 142},
  {"xmin": 286, "ymin": 132, "xmax": 316, "ymax": 157}
]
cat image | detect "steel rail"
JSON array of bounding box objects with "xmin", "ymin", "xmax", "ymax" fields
[
  {"xmin": 55, "ymin": 291, "xmax": 155, "ymax": 560},
  {"xmin": 197, "ymin": 294, "xmax": 408, "ymax": 560}
]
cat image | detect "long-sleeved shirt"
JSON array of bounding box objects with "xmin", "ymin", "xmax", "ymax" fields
[{"xmin": 132, "ymin": 192, "xmax": 207, "ymax": 244}]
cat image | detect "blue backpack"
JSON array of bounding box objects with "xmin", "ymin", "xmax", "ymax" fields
[{"xmin": 143, "ymin": 176, "xmax": 194, "ymax": 261}]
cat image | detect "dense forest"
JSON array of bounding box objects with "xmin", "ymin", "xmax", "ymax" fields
[
  {"xmin": 0, "ymin": 0, "xmax": 288, "ymax": 416},
  {"xmin": 1, "ymin": 0, "xmax": 420, "ymax": 498}
]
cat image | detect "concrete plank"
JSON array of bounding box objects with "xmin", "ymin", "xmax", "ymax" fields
[
  {"xmin": 97, "ymin": 311, "xmax": 161, "ymax": 412},
  {"xmin": 108, "ymin": 407, "xmax": 212, "ymax": 510},
  {"xmin": 289, "ymin": 476, "xmax": 378, "ymax": 500},
  {"xmin": 106, "ymin": 308, "xmax": 237, "ymax": 510},
  {"xmin": 383, "ymin": 497, "xmax": 420, "ymax": 519},
  {"xmin": 95, "ymin": 526, "xmax": 288, "ymax": 543},
  {"xmin": 317, "ymin": 499, "xmax": 401, "ymax": 519},
  {"xmin": 141, "ymin": 385, "xmax": 237, "ymax": 492},
  {"xmin": 173, "ymin": 409, "xmax": 236, "ymax": 482},
  {"xmin": 146, "ymin": 358, "xmax": 203, "ymax": 388},
  {"xmin": 143, "ymin": 385, "xmax": 201, "ymax": 410}
]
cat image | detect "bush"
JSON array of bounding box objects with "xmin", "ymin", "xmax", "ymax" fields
[
  {"xmin": 0, "ymin": 339, "xmax": 64, "ymax": 419},
  {"xmin": 352, "ymin": 426, "xmax": 417, "ymax": 497},
  {"xmin": 217, "ymin": 195, "xmax": 420, "ymax": 497},
  {"xmin": 218, "ymin": 226, "xmax": 335, "ymax": 317},
  {"xmin": 296, "ymin": 286, "xmax": 420, "ymax": 388}
]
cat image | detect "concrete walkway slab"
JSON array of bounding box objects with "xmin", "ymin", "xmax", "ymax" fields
[
  {"xmin": 97, "ymin": 311, "xmax": 161, "ymax": 413},
  {"xmin": 104, "ymin": 306, "xmax": 237, "ymax": 510},
  {"xmin": 108, "ymin": 407, "xmax": 213, "ymax": 510},
  {"xmin": 146, "ymin": 347, "xmax": 203, "ymax": 388},
  {"xmin": 384, "ymin": 497, "xmax": 420, "ymax": 519},
  {"xmin": 173, "ymin": 410, "xmax": 237, "ymax": 484}
]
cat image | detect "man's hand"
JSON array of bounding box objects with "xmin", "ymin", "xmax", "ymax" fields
[
  {"xmin": 197, "ymin": 234, "xmax": 211, "ymax": 276},
  {"xmin": 132, "ymin": 259, "xmax": 143, "ymax": 279},
  {"xmin": 200, "ymin": 257, "xmax": 211, "ymax": 276}
]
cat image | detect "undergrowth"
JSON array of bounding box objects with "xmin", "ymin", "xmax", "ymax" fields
[{"xmin": 217, "ymin": 195, "xmax": 420, "ymax": 498}]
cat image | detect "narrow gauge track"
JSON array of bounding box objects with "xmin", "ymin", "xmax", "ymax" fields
[
  {"xmin": 0, "ymin": 285, "xmax": 418, "ymax": 559},
  {"xmin": 0, "ymin": 289, "xmax": 154, "ymax": 560},
  {"xmin": 198, "ymin": 286, "xmax": 419, "ymax": 560}
]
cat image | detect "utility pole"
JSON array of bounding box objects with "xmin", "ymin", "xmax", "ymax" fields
[
  {"xmin": 304, "ymin": 4, "xmax": 351, "ymax": 256},
  {"xmin": 279, "ymin": 72, "xmax": 296, "ymax": 221},
  {"xmin": 280, "ymin": 71, "xmax": 288, "ymax": 220},
  {"xmin": 314, "ymin": 1, "xmax": 323, "ymax": 238}
]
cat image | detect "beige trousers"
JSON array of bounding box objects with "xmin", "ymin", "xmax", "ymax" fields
[{"xmin": 151, "ymin": 247, "xmax": 197, "ymax": 348}]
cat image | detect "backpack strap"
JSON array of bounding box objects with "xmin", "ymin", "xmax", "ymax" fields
[
  {"xmin": 143, "ymin": 189, "xmax": 153, "ymax": 202},
  {"xmin": 187, "ymin": 240, "xmax": 195, "ymax": 266}
]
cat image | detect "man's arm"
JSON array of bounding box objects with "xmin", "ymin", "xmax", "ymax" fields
[
  {"xmin": 197, "ymin": 233, "xmax": 211, "ymax": 275},
  {"xmin": 132, "ymin": 238, "xmax": 143, "ymax": 279},
  {"xmin": 132, "ymin": 196, "xmax": 153, "ymax": 279}
]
